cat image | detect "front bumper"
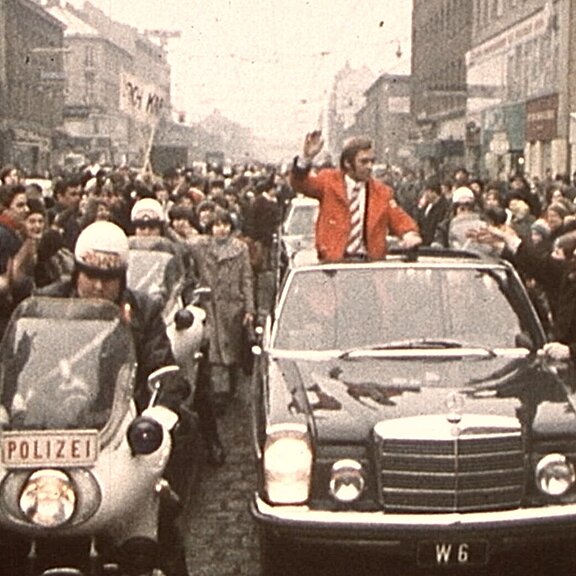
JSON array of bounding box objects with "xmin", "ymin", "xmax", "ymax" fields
[{"xmin": 251, "ymin": 494, "xmax": 576, "ymax": 554}]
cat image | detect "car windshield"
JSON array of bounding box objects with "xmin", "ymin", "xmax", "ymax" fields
[
  {"xmin": 0, "ymin": 297, "xmax": 135, "ymax": 431},
  {"xmin": 284, "ymin": 203, "xmax": 318, "ymax": 236},
  {"xmin": 273, "ymin": 265, "xmax": 532, "ymax": 352}
]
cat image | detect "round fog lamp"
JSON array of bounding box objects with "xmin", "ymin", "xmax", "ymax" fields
[
  {"xmin": 20, "ymin": 469, "xmax": 76, "ymax": 527},
  {"xmin": 329, "ymin": 459, "xmax": 365, "ymax": 503},
  {"xmin": 535, "ymin": 454, "xmax": 576, "ymax": 496}
]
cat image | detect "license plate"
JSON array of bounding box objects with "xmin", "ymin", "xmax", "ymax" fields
[
  {"xmin": 1, "ymin": 431, "xmax": 99, "ymax": 468},
  {"xmin": 417, "ymin": 540, "xmax": 488, "ymax": 567}
]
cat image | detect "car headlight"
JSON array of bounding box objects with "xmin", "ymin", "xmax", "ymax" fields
[
  {"xmin": 264, "ymin": 424, "xmax": 312, "ymax": 504},
  {"xmin": 19, "ymin": 469, "xmax": 76, "ymax": 527},
  {"xmin": 535, "ymin": 454, "xmax": 576, "ymax": 496},
  {"xmin": 329, "ymin": 459, "xmax": 365, "ymax": 503}
]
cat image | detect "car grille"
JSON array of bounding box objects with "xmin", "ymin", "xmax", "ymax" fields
[{"xmin": 374, "ymin": 417, "xmax": 525, "ymax": 513}]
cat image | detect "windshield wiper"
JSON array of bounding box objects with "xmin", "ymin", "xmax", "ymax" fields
[{"xmin": 338, "ymin": 338, "xmax": 496, "ymax": 359}]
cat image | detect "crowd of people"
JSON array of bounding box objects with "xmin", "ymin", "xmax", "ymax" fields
[
  {"xmin": 3, "ymin": 145, "xmax": 576, "ymax": 390},
  {"xmin": 4, "ymin": 135, "xmax": 576, "ymax": 573},
  {"xmin": 0, "ymin": 159, "xmax": 292, "ymax": 576},
  {"xmin": 4, "ymin": 148, "xmax": 576, "ymax": 362},
  {"xmin": 0, "ymin": 160, "xmax": 290, "ymax": 332},
  {"xmin": 0, "ymin": 131, "xmax": 576, "ymax": 575},
  {"xmin": 408, "ymin": 165, "xmax": 576, "ymax": 344}
]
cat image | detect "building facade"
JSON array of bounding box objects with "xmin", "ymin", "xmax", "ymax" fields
[
  {"xmin": 467, "ymin": 0, "xmax": 567, "ymax": 180},
  {"xmin": 355, "ymin": 74, "xmax": 415, "ymax": 169},
  {"xmin": 411, "ymin": 0, "xmax": 474, "ymax": 176},
  {"xmin": 45, "ymin": 0, "xmax": 172, "ymax": 169},
  {"xmin": 325, "ymin": 62, "xmax": 375, "ymax": 161},
  {"xmin": 0, "ymin": 0, "xmax": 65, "ymax": 175}
]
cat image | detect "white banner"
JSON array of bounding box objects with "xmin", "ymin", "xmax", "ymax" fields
[{"xmin": 120, "ymin": 73, "xmax": 169, "ymax": 123}]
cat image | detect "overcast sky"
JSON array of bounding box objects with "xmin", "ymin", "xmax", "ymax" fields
[{"xmin": 79, "ymin": 0, "xmax": 412, "ymax": 144}]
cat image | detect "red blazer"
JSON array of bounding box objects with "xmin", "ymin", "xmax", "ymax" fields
[{"xmin": 290, "ymin": 167, "xmax": 418, "ymax": 262}]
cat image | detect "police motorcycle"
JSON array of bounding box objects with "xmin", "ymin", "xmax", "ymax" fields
[
  {"xmin": 126, "ymin": 236, "xmax": 222, "ymax": 465},
  {"xmin": 127, "ymin": 236, "xmax": 206, "ymax": 399},
  {"xmin": 0, "ymin": 295, "xmax": 182, "ymax": 575}
]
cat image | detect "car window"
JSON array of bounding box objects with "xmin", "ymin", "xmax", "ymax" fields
[{"xmin": 273, "ymin": 266, "xmax": 527, "ymax": 351}]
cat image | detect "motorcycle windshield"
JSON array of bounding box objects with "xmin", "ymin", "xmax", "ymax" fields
[
  {"xmin": 0, "ymin": 297, "xmax": 136, "ymax": 432},
  {"xmin": 127, "ymin": 249, "xmax": 185, "ymax": 307}
]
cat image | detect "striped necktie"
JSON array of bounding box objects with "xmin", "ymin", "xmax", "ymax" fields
[{"xmin": 346, "ymin": 182, "xmax": 363, "ymax": 255}]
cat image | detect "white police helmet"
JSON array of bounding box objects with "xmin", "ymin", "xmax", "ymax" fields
[
  {"xmin": 130, "ymin": 198, "xmax": 164, "ymax": 224},
  {"xmin": 74, "ymin": 221, "xmax": 129, "ymax": 276},
  {"xmin": 452, "ymin": 186, "xmax": 475, "ymax": 205}
]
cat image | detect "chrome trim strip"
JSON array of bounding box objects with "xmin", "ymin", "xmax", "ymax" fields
[{"xmin": 252, "ymin": 494, "xmax": 576, "ymax": 528}]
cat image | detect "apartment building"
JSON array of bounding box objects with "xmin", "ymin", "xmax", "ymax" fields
[{"xmin": 0, "ymin": 0, "xmax": 65, "ymax": 174}]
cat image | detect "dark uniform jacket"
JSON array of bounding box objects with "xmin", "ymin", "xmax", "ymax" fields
[{"xmin": 417, "ymin": 196, "xmax": 450, "ymax": 246}]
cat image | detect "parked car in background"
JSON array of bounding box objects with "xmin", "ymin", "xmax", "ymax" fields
[
  {"xmin": 250, "ymin": 248, "xmax": 576, "ymax": 575},
  {"xmin": 278, "ymin": 196, "xmax": 318, "ymax": 275}
]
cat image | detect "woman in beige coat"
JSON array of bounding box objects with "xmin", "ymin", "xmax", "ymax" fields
[{"xmin": 190, "ymin": 209, "xmax": 255, "ymax": 400}]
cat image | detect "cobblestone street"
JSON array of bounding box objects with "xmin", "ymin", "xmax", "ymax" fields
[{"xmin": 184, "ymin": 385, "xmax": 261, "ymax": 576}]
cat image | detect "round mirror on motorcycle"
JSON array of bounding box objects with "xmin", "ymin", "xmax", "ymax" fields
[
  {"xmin": 174, "ymin": 308, "xmax": 195, "ymax": 331},
  {"xmin": 127, "ymin": 416, "xmax": 164, "ymax": 455}
]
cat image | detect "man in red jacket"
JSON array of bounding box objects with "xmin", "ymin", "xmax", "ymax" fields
[{"xmin": 290, "ymin": 130, "xmax": 421, "ymax": 262}]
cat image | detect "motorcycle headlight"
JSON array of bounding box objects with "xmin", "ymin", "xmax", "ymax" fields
[
  {"xmin": 329, "ymin": 459, "xmax": 365, "ymax": 503},
  {"xmin": 19, "ymin": 469, "xmax": 76, "ymax": 527},
  {"xmin": 535, "ymin": 454, "xmax": 576, "ymax": 496},
  {"xmin": 264, "ymin": 424, "xmax": 312, "ymax": 505}
]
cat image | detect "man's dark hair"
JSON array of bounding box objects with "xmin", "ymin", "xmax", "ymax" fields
[
  {"xmin": 53, "ymin": 175, "xmax": 83, "ymax": 199},
  {"xmin": 423, "ymin": 177, "xmax": 442, "ymax": 195},
  {"xmin": 213, "ymin": 208, "xmax": 234, "ymax": 228},
  {"xmin": 484, "ymin": 207, "xmax": 507, "ymax": 226},
  {"xmin": 169, "ymin": 205, "xmax": 195, "ymax": 225},
  {"xmin": 339, "ymin": 137, "xmax": 373, "ymax": 171}
]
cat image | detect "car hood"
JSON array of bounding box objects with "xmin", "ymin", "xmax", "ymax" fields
[{"xmin": 274, "ymin": 354, "xmax": 576, "ymax": 444}]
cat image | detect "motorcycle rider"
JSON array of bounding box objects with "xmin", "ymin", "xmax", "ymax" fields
[
  {"xmin": 37, "ymin": 220, "xmax": 191, "ymax": 576},
  {"xmin": 130, "ymin": 197, "xmax": 226, "ymax": 465}
]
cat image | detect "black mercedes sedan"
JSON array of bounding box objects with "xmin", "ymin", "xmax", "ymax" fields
[{"xmin": 250, "ymin": 249, "xmax": 576, "ymax": 575}]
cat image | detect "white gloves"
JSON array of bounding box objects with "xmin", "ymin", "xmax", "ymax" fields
[{"xmin": 541, "ymin": 342, "xmax": 571, "ymax": 361}]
